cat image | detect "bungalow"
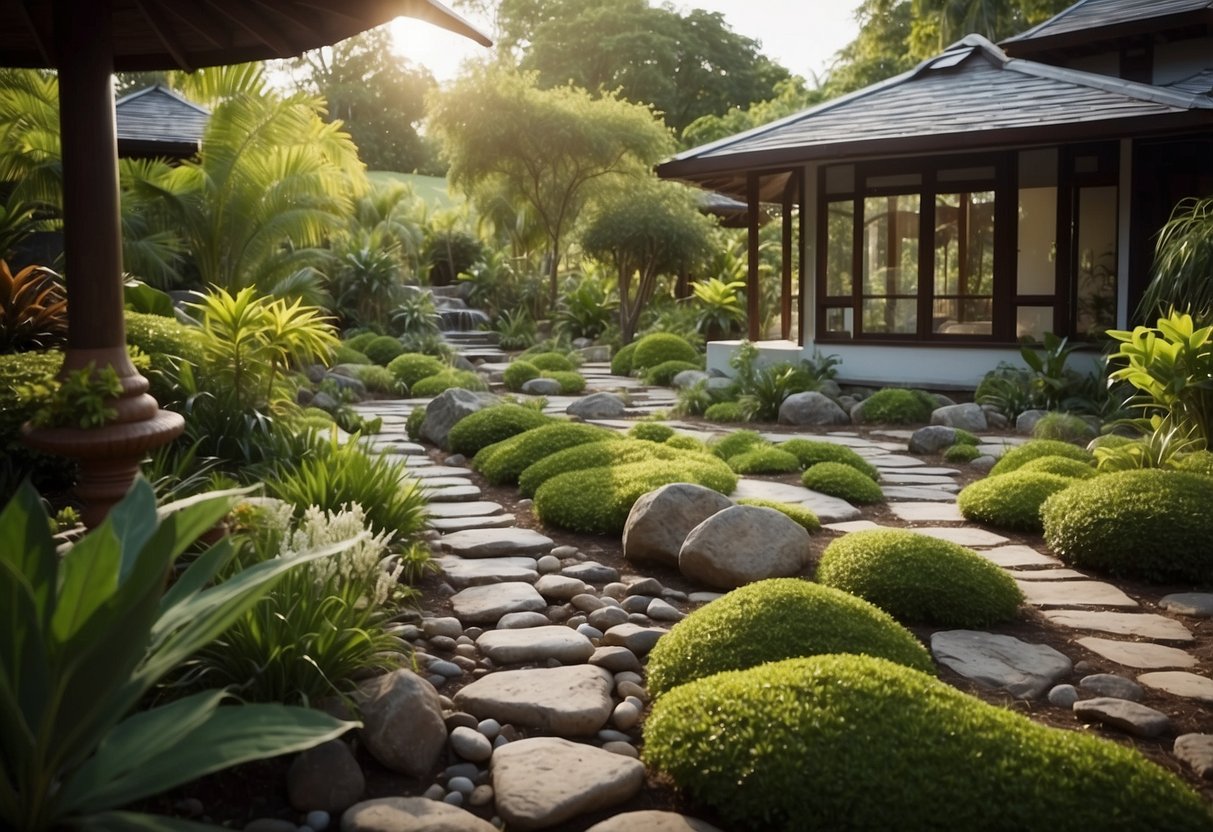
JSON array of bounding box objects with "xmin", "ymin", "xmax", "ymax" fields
[{"xmin": 657, "ymin": 0, "xmax": 1213, "ymax": 387}]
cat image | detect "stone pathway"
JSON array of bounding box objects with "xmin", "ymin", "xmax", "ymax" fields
[{"xmin": 327, "ymin": 367, "xmax": 1213, "ymax": 830}]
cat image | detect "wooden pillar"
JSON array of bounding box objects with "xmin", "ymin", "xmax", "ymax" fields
[
  {"xmin": 747, "ymin": 172, "xmax": 761, "ymax": 341},
  {"xmin": 781, "ymin": 174, "xmax": 795, "ymax": 341}
]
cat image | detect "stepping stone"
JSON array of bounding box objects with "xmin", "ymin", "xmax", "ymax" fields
[
  {"xmin": 1160, "ymin": 593, "xmax": 1213, "ymax": 618},
  {"xmin": 450, "ymin": 582, "xmax": 546, "ymax": 624},
  {"xmin": 867, "ymin": 454, "xmax": 926, "ymax": 467},
  {"xmin": 731, "ymin": 479, "xmax": 860, "ymax": 522},
  {"xmin": 602, "ymin": 623, "xmax": 667, "ymax": 655},
  {"xmin": 881, "ymin": 486, "xmax": 959, "ymax": 501},
  {"xmin": 365, "ymin": 440, "xmax": 427, "ymax": 455},
  {"xmin": 425, "ymin": 485, "xmax": 484, "ymax": 502},
  {"xmin": 492, "ymin": 738, "xmax": 645, "ymax": 831},
  {"xmin": 879, "ymin": 473, "xmax": 961, "ymax": 485},
  {"xmin": 1073, "ymin": 697, "xmax": 1171, "ymax": 738},
  {"xmin": 441, "ymin": 528, "xmax": 554, "ymax": 558},
  {"xmin": 931, "ymin": 630, "xmax": 1071, "ymax": 699},
  {"xmin": 477, "ymin": 626, "xmax": 595, "ymax": 664},
  {"xmin": 429, "ymin": 514, "xmax": 518, "ymax": 532},
  {"xmin": 437, "ymin": 556, "xmax": 539, "ymax": 588},
  {"xmin": 977, "ymin": 545, "xmax": 1061, "ymax": 568},
  {"xmin": 912, "ymin": 526, "xmax": 1008, "ymax": 547},
  {"xmin": 1075, "ymin": 637, "xmax": 1198, "ymax": 669},
  {"xmin": 585, "ymin": 811, "xmax": 724, "ymax": 832},
  {"xmin": 823, "ymin": 520, "xmax": 882, "ymax": 533},
  {"xmin": 342, "ymin": 797, "xmax": 496, "ymax": 832},
  {"xmin": 1005, "ymin": 568, "xmax": 1087, "ymax": 581},
  {"xmin": 1043, "ymin": 610, "xmax": 1193, "ymax": 642},
  {"xmin": 1137, "ymin": 671, "xmax": 1213, "ymax": 703},
  {"xmin": 975, "ymin": 444, "xmax": 1011, "ymax": 458},
  {"xmin": 563, "ymin": 561, "xmax": 620, "ymax": 584},
  {"xmin": 409, "ymin": 465, "xmax": 474, "ymax": 479},
  {"xmin": 453, "ymin": 665, "xmax": 614, "ymax": 735},
  {"xmin": 416, "ymin": 476, "xmax": 475, "ymax": 489},
  {"xmin": 1016, "ymin": 580, "xmax": 1138, "ymax": 608},
  {"xmin": 889, "ymin": 502, "xmax": 964, "ymax": 522},
  {"xmin": 1079, "ymin": 673, "xmax": 1143, "ymax": 700},
  {"xmin": 1173, "ymin": 734, "xmax": 1213, "ymax": 779},
  {"xmin": 401, "ymin": 455, "xmax": 434, "ymax": 467},
  {"xmin": 427, "ymin": 501, "xmax": 506, "ymax": 518}
]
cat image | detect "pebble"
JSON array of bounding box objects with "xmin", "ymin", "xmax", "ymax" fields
[
  {"xmin": 1174, "ymin": 734, "xmax": 1213, "ymax": 779},
  {"xmin": 572, "ymin": 593, "xmax": 606, "ymax": 612},
  {"xmin": 687, "ymin": 591, "xmax": 724, "ymax": 604},
  {"xmin": 478, "ymin": 718, "xmax": 501, "ymax": 739},
  {"xmin": 589, "ymin": 606, "xmax": 630, "ymax": 630},
  {"xmin": 628, "ymin": 577, "xmax": 664, "ymax": 596},
  {"xmin": 547, "ymin": 606, "xmax": 570, "ymax": 623},
  {"xmin": 537, "ymin": 555, "xmax": 562, "ymax": 574},
  {"xmin": 1073, "ymin": 697, "xmax": 1171, "ymax": 738},
  {"xmin": 577, "ymin": 623, "xmax": 604, "ymax": 640},
  {"xmin": 551, "ymin": 545, "xmax": 580, "ymax": 558},
  {"xmin": 429, "ymin": 660, "xmax": 463, "ymax": 678},
  {"xmin": 455, "ymin": 644, "xmax": 479, "ymax": 659},
  {"xmin": 456, "ymin": 634, "xmax": 475, "ymax": 645},
  {"xmin": 446, "ymin": 762, "xmax": 479, "ymax": 780},
  {"xmin": 612, "ymin": 701, "xmax": 641, "ymax": 731},
  {"xmin": 590, "ymin": 646, "xmax": 643, "ymax": 674},
  {"xmin": 305, "ymin": 811, "xmax": 329, "ymax": 831},
  {"xmin": 450, "ymin": 726, "xmax": 493, "ymax": 762},
  {"xmin": 603, "ymin": 741, "xmax": 639, "ymax": 758},
  {"xmin": 445, "ymin": 711, "xmax": 478, "ymax": 731},
  {"xmin": 617, "ymin": 680, "xmax": 648, "ymax": 701},
  {"xmin": 427, "ymin": 674, "xmax": 446, "ymax": 687},
  {"xmin": 493, "ymin": 734, "xmax": 510, "ymax": 748},
  {"xmin": 423, "ymin": 617, "xmax": 463, "ymax": 639},
  {"xmin": 423, "ymin": 784, "xmax": 446, "ymax": 801},
  {"xmin": 470, "ymin": 785, "xmax": 495, "ymax": 807},
  {"xmin": 603, "ymin": 582, "xmax": 629, "ymax": 599},
  {"xmin": 1079, "ymin": 673, "xmax": 1143, "ymax": 701},
  {"xmin": 646, "ymin": 598, "xmax": 685, "ymax": 621},
  {"xmin": 661, "ymin": 589, "xmax": 688, "ymax": 602},
  {"xmin": 464, "ymin": 627, "xmax": 484, "ymax": 640},
  {"xmin": 447, "ymin": 776, "xmax": 476, "ymax": 795},
  {"xmin": 1047, "ymin": 684, "xmax": 1079, "ymax": 708},
  {"xmin": 627, "ymin": 613, "xmax": 651, "ymax": 624},
  {"xmin": 442, "ymin": 791, "xmax": 464, "ymax": 807},
  {"xmin": 621, "ymin": 596, "xmax": 651, "ymax": 614},
  {"xmin": 615, "ymin": 671, "xmax": 644, "ymax": 687},
  {"xmin": 597, "ymin": 728, "xmax": 632, "ymax": 743},
  {"xmin": 429, "ymin": 635, "xmax": 457, "ymax": 652},
  {"xmin": 568, "ymin": 614, "xmax": 588, "ymax": 628}
]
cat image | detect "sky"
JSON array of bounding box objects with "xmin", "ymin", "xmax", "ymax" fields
[{"xmin": 389, "ymin": 0, "xmax": 863, "ymax": 85}]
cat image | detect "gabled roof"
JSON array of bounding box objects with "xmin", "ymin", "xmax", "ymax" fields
[
  {"xmin": 1002, "ymin": 0, "xmax": 1213, "ymax": 56},
  {"xmin": 658, "ymin": 36, "xmax": 1213, "ymax": 198},
  {"xmin": 115, "ymin": 84, "xmax": 210, "ymax": 159}
]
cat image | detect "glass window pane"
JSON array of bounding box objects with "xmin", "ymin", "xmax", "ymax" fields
[
  {"xmin": 1017, "ymin": 186, "xmax": 1057, "ymax": 295},
  {"xmin": 1075, "ymin": 185, "xmax": 1118, "ymax": 336},
  {"xmin": 862, "ymin": 298, "xmax": 916, "ymax": 334},
  {"xmin": 825, "ymin": 200, "xmax": 853, "ymax": 297},
  {"xmin": 1017, "ymin": 306, "xmax": 1053, "ymax": 343},
  {"xmin": 934, "ymin": 299, "xmax": 993, "ymax": 335},
  {"xmin": 825, "ymin": 307, "xmax": 853, "ymax": 337},
  {"xmin": 934, "ymin": 191, "xmax": 995, "ymax": 299},
  {"xmin": 863, "ymin": 195, "xmax": 919, "ymax": 296}
]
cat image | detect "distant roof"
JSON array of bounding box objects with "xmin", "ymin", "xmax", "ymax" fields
[
  {"xmin": 658, "ymin": 35, "xmax": 1213, "ymax": 199},
  {"xmin": 115, "ymin": 85, "xmax": 209, "ymax": 158},
  {"xmin": 1003, "ymin": 0, "xmax": 1213, "ymax": 56}
]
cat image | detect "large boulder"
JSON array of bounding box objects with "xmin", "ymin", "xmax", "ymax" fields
[
  {"xmin": 678, "ymin": 505, "xmax": 811, "ymax": 589},
  {"xmin": 567, "ymin": 392, "xmax": 627, "ymax": 420},
  {"xmin": 672, "ymin": 369, "xmax": 710, "ymax": 389},
  {"xmin": 930, "ymin": 403, "xmax": 988, "ymax": 432},
  {"xmin": 355, "ymin": 671, "xmax": 448, "ymax": 777},
  {"xmin": 521, "ymin": 377, "xmax": 563, "ymax": 396},
  {"xmin": 421, "ymin": 388, "xmax": 489, "ymax": 449},
  {"xmin": 623, "ymin": 483, "xmax": 733, "ymax": 567},
  {"xmin": 909, "ymin": 425, "xmax": 961, "ymax": 454},
  {"xmin": 778, "ymin": 391, "xmax": 851, "ymax": 427}
]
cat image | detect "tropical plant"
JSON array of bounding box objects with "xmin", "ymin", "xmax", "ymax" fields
[
  {"xmin": 422, "ymin": 228, "xmax": 484, "ymax": 287},
  {"xmin": 0, "ymin": 260, "xmax": 66, "ymax": 354},
  {"xmin": 691, "ymin": 276, "xmax": 746, "ymax": 339},
  {"xmin": 494, "ymin": 309, "xmax": 537, "ymax": 351},
  {"xmin": 19, "ymin": 362, "xmax": 123, "ymax": 429},
  {"xmin": 389, "ymin": 289, "xmax": 442, "ymax": 340},
  {"xmin": 1139, "ymin": 196, "xmax": 1213, "ymax": 323},
  {"xmin": 556, "ymin": 271, "xmax": 617, "ymax": 340},
  {"xmin": 330, "ymin": 230, "xmax": 405, "ymax": 330},
  {"xmin": 0, "ymin": 480, "xmax": 359, "ymax": 832}
]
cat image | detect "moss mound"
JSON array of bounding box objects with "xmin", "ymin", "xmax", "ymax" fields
[
  {"xmin": 856, "ymin": 388, "xmax": 936, "ymax": 424},
  {"xmin": 533, "ymin": 454, "xmax": 736, "ymax": 534},
  {"xmin": 1032, "ymin": 412, "xmax": 1098, "ymax": 443},
  {"xmin": 387, "ymin": 353, "xmax": 446, "ymax": 389},
  {"xmin": 957, "ymin": 471, "xmax": 1075, "ymax": 532},
  {"xmin": 1042, "ymin": 468, "xmax": 1213, "ymax": 583},
  {"xmin": 447, "ymin": 404, "xmax": 553, "ymax": 458},
  {"xmin": 704, "ymin": 401, "xmax": 748, "ymax": 422},
  {"xmin": 728, "ymin": 447, "xmax": 801, "ymax": 475},
  {"xmin": 817, "ymin": 529, "xmax": 1022, "ymax": 626},
  {"xmin": 665, "ymin": 434, "xmax": 708, "ymax": 453},
  {"xmin": 632, "ymin": 332, "xmax": 699, "ymax": 371},
  {"xmin": 353, "ymin": 364, "xmax": 397, "ymax": 394},
  {"xmin": 520, "ymin": 439, "xmax": 736, "ymax": 498},
  {"xmin": 989, "ymin": 439, "xmax": 1093, "ymax": 476},
  {"xmin": 646, "ymin": 579, "xmax": 932, "ymax": 698},
  {"xmin": 475, "ymin": 422, "xmax": 616, "ymax": 486},
  {"xmin": 502, "ymin": 360, "xmax": 540, "ymax": 392},
  {"xmin": 406, "ymin": 407, "xmax": 425, "ymax": 441},
  {"xmin": 643, "ymin": 654, "xmax": 1213, "ymax": 832},
  {"xmin": 363, "ymin": 334, "xmax": 405, "ymax": 366},
  {"xmin": 734, "ymin": 499, "xmax": 820, "ymax": 532},
  {"xmin": 628, "ymin": 422, "xmax": 676, "ymax": 443},
  {"xmin": 331, "ymin": 344, "xmax": 372, "ymax": 366},
  {"xmin": 643, "ymin": 359, "xmax": 701, "ymax": 386},
  {"xmin": 610, "ymin": 342, "xmax": 637, "ymax": 376},
  {"xmin": 710, "ymin": 430, "xmax": 767, "ymax": 461},
  {"xmin": 542, "ymin": 370, "xmax": 585, "ymax": 394},
  {"xmin": 1016, "ymin": 455, "xmax": 1097, "ymax": 479},
  {"xmin": 526, "ymin": 352, "xmax": 575, "ymax": 372},
  {"xmin": 343, "ymin": 331, "xmax": 379, "ymax": 352},
  {"xmin": 944, "ymin": 443, "xmax": 982, "ymax": 463},
  {"xmin": 411, "ymin": 370, "xmax": 485, "ymax": 396},
  {"xmin": 779, "ymin": 438, "xmax": 878, "ymax": 480},
  {"xmin": 801, "ymin": 462, "xmax": 883, "ymax": 504},
  {"xmin": 1172, "ymin": 450, "xmax": 1213, "ymax": 478},
  {"xmin": 952, "ymin": 429, "xmax": 979, "ymax": 446}
]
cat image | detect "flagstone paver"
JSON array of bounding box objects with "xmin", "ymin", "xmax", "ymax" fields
[
  {"xmin": 429, "ymin": 514, "xmax": 518, "ymax": 532},
  {"xmin": 1042, "ymin": 610, "xmax": 1194, "ymax": 642},
  {"xmin": 441, "ymin": 528, "xmax": 555, "ymax": 558},
  {"xmin": 879, "ymin": 473, "xmax": 964, "ymax": 486},
  {"xmin": 1075, "ymin": 637, "xmax": 1198, "ymax": 669},
  {"xmin": 931, "ymin": 630, "xmax": 1072, "ymax": 699},
  {"xmin": 409, "ymin": 465, "xmax": 475, "ymax": 479},
  {"xmin": 881, "ymin": 486, "xmax": 960, "ymax": 501},
  {"xmin": 976, "ymin": 545, "xmax": 1062, "ymax": 568},
  {"xmin": 476, "ymin": 626, "xmax": 596, "ymax": 664},
  {"xmin": 823, "ymin": 520, "xmax": 882, "ymax": 533},
  {"xmin": 909, "ymin": 526, "xmax": 1009, "ymax": 547},
  {"xmin": 427, "ymin": 500, "xmax": 506, "ymax": 518},
  {"xmin": 1005, "ymin": 568, "xmax": 1088, "ymax": 581},
  {"xmin": 730, "ymin": 479, "xmax": 860, "ymax": 522},
  {"xmin": 415, "ymin": 476, "xmax": 476, "ymax": 489},
  {"xmin": 1016, "ymin": 580, "xmax": 1138, "ymax": 608},
  {"xmin": 1137, "ymin": 671, "xmax": 1213, "ymax": 703},
  {"xmin": 437, "ymin": 556, "xmax": 539, "ymax": 587},
  {"xmin": 1160, "ymin": 593, "xmax": 1213, "ymax": 618},
  {"xmin": 867, "ymin": 454, "xmax": 927, "ymax": 467},
  {"xmin": 424, "ymin": 485, "xmax": 485, "ymax": 502},
  {"xmin": 450, "ymin": 582, "xmax": 547, "ymax": 624},
  {"xmin": 889, "ymin": 502, "xmax": 965, "ymax": 523}
]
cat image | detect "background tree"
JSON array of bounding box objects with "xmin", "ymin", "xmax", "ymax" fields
[
  {"xmin": 909, "ymin": 0, "xmax": 1071, "ymax": 58},
  {"xmin": 681, "ymin": 76, "xmax": 824, "ymax": 150},
  {"xmin": 429, "ymin": 66, "xmax": 673, "ymax": 307},
  {"xmin": 580, "ymin": 177, "xmax": 715, "ymax": 343}
]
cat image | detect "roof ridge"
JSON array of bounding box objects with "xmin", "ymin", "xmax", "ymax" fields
[
  {"xmin": 1007, "ymin": 57, "xmax": 1213, "ymax": 109},
  {"xmin": 115, "ymin": 84, "xmax": 211, "ymax": 116},
  {"xmin": 1004, "ymin": 0, "xmax": 1096, "ymax": 42}
]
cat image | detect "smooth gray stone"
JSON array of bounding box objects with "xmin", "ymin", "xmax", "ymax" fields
[
  {"xmin": 930, "ymin": 403, "xmax": 988, "ymax": 432},
  {"xmin": 476, "ymin": 626, "xmax": 595, "ymax": 664},
  {"xmin": 441, "ymin": 528, "xmax": 555, "ymax": 558},
  {"xmin": 907, "ymin": 425, "xmax": 961, "ymax": 454},
  {"xmin": 1160, "ymin": 593, "xmax": 1213, "ymax": 618},
  {"xmin": 1137, "ymin": 671, "xmax": 1213, "ymax": 703},
  {"xmin": 497, "ymin": 611, "xmax": 552, "ymax": 629},
  {"xmin": 1016, "ymin": 580, "xmax": 1138, "ymax": 608},
  {"xmin": 355, "ymin": 671, "xmax": 447, "ymax": 777},
  {"xmin": 449, "ymin": 726, "xmax": 493, "ymax": 763},
  {"xmin": 341, "ymin": 797, "xmax": 497, "ymax": 832},
  {"xmin": 1073, "ymin": 697, "xmax": 1171, "ymax": 738},
  {"xmin": 589, "ymin": 645, "xmax": 643, "ymax": 674},
  {"xmin": 1042, "ymin": 610, "xmax": 1193, "ymax": 642},
  {"xmin": 454, "ymin": 665, "xmax": 614, "ymax": 735},
  {"xmin": 881, "ymin": 486, "xmax": 959, "ymax": 501},
  {"xmin": 909, "ymin": 526, "xmax": 1009, "ymax": 547},
  {"xmin": 585, "ymin": 811, "xmax": 724, "ymax": 832},
  {"xmin": 1075, "ymin": 637, "xmax": 1197, "ymax": 669},
  {"xmin": 429, "ymin": 514, "xmax": 518, "ymax": 532},
  {"xmin": 978, "ymin": 545, "xmax": 1063, "ymax": 568},
  {"xmin": 1174, "ymin": 734, "xmax": 1213, "ymax": 779},
  {"xmin": 408, "ymin": 465, "xmax": 475, "ymax": 479},
  {"xmin": 866, "ymin": 454, "xmax": 926, "ymax": 468},
  {"xmin": 1079, "ymin": 673, "xmax": 1144, "ymax": 701},
  {"xmin": 931, "ymin": 630, "xmax": 1071, "ymax": 699},
  {"xmin": 1046, "ymin": 684, "xmax": 1079, "ymax": 708},
  {"xmin": 889, "ymin": 501, "xmax": 965, "ymax": 522},
  {"xmin": 730, "ymin": 478, "xmax": 859, "ymax": 522},
  {"xmin": 1005, "ymin": 568, "xmax": 1088, "ymax": 581},
  {"xmin": 778, "ymin": 391, "xmax": 851, "ymax": 426},
  {"xmin": 563, "ymin": 561, "xmax": 620, "ymax": 584},
  {"xmin": 880, "ymin": 472, "xmax": 961, "ymax": 485},
  {"xmin": 421, "ymin": 389, "xmax": 491, "ymax": 450},
  {"xmin": 427, "ymin": 500, "xmax": 505, "ymax": 518},
  {"xmin": 623, "ymin": 482, "xmax": 733, "ymax": 568},
  {"xmin": 425, "ymin": 485, "xmax": 484, "ymax": 502},
  {"xmin": 534, "ymin": 574, "xmax": 588, "ymax": 601},
  {"xmin": 602, "ymin": 623, "xmax": 667, "ymax": 655},
  {"xmin": 417, "ymin": 476, "xmax": 475, "ymax": 489},
  {"xmin": 450, "ymin": 582, "xmax": 546, "ymax": 625},
  {"xmin": 566, "ymin": 392, "xmax": 627, "ymax": 419},
  {"xmin": 679, "ymin": 505, "xmax": 811, "ymax": 590},
  {"xmin": 437, "ymin": 556, "xmax": 539, "ymax": 588}
]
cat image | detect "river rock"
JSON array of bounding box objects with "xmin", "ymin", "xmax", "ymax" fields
[
  {"xmin": 908, "ymin": 425, "xmax": 960, "ymax": 454},
  {"xmin": 623, "ymin": 483, "xmax": 733, "ymax": 567},
  {"xmin": 679, "ymin": 505, "xmax": 810, "ymax": 589},
  {"xmin": 778, "ymin": 391, "xmax": 851, "ymax": 426},
  {"xmin": 453, "ymin": 665, "xmax": 614, "ymax": 735},
  {"xmin": 421, "ymin": 389, "xmax": 491, "ymax": 450},
  {"xmin": 930, "ymin": 403, "xmax": 988, "ymax": 431},
  {"xmin": 1174, "ymin": 734, "xmax": 1213, "ymax": 779},
  {"xmin": 1073, "ymin": 697, "xmax": 1171, "ymax": 738},
  {"xmin": 567, "ymin": 392, "xmax": 626, "ymax": 419},
  {"xmin": 476, "ymin": 626, "xmax": 595, "ymax": 665},
  {"xmin": 287, "ymin": 740, "xmax": 364, "ymax": 813},
  {"xmin": 340, "ymin": 797, "xmax": 497, "ymax": 832},
  {"xmin": 930, "ymin": 630, "xmax": 1071, "ymax": 699},
  {"xmin": 355, "ymin": 671, "xmax": 447, "ymax": 777}
]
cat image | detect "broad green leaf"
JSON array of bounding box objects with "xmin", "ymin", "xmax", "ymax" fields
[
  {"xmin": 69, "ymin": 809, "xmax": 226, "ymax": 832},
  {"xmin": 103, "ymin": 480, "xmax": 158, "ymax": 582},
  {"xmin": 67, "ymin": 703, "xmax": 357, "ymax": 812},
  {"xmin": 0, "ymin": 481, "xmax": 57, "ymax": 630},
  {"xmin": 159, "ymin": 539, "xmax": 234, "ymax": 612},
  {"xmin": 51, "ymin": 521, "xmax": 122, "ymax": 643}
]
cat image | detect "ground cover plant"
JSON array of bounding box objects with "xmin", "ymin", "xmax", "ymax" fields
[
  {"xmin": 502, "ymin": 359, "xmax": 540, "ymax": 391},
  {"xmin": 817, "ymin": 529, "xmax": 1023, "ymax": 626},
  {"xmin": 1016, "ymin": 455, "xmax": 1097, "ymax": 479},
  {"xmin": 610, "ymin": 341, "xmax": 637, "ymax": 375},
  {"xmin": 630, "ymin": 332, "xmax": 699, "ymax": 371},
  {"xmin": 734, "ymin": 498, "xmax": 820, "ymax": 532},
  {"xmin": 704, "ymin": 401, "xmax": 747, "ymax": 422},
  {"xmin": 542, "ymin": 369, "xmax": 586, "ymax": 394},
  {"xmin": 988, "ymin": 439, "xmax": 1094, "ymax": 476},
  {"xmin": 801, "ymin": 461, "xmax": 883, "ymax": 503},
  {"xmin": 411, "ymin": 369, "xmax": 487, "ymax": 396},
  {"xmin": 642, "ymin": 359, "xmax": 700, "ymax": 386},
  {"xmin": 525, "ymin": 351, "xmax": 576, "ymax": 372},
  {"xmin": 387, "ymin": 352, "xmax": 447, "ymax": 390},
  {"xmin": 944, "ymin": 443, "xmax": 982, "ymax": 463},
  {"xmin": 645, "ymin": 579, "xmax": 934, "ymax": 697},
  {"xmin": 779, "ymin": 438, "xmax": 879, "ymax": 479},
  {"xmin": 643, "ymin": 655, "xmax": 1212, "ymax": 832},
  {"xmin": 1042, "ymin": 468, "xmax": 1213, "ymax": 583},
  {"xmin": 709, "ymin": 429, "xmax": 766, "ymax": 461},
  {"xmin": 727, "ymin": 446, "xmax": 801, "ymax": 475},
  {"xmin": 628, "ymin": 422, "xmax": 676, "ymax": 443},
  {"xmin": 474, "ymin": 422, "xmax": 617, "ymax": 485},
  {"xmin": 855, "ymin": 387, "xmax": 936, "ymax": 424},
  {"xmin": 517, "ymin": 437, "xmax": 724, "ymax": 497},
  {"xmin": 1032, "ymin": 412, "xmax": 1097, "ymax": 443},
  {"xmin": 447, "ymin": 403, "xmax": 553, "ymax": 457},
  {"xmin": 362, "ymin": 334, "xmax": 405, "ymax": 366},
  {"xmin": 957, "ymin": 471, "xmax": 1075, "ymax": 532}
]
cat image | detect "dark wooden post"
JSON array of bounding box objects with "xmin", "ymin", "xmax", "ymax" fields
[
  {"xmin": 781, "ymin": 173, "xmax": 795, "ymax": 341},
  {"xmin": 747, "ymin": 172, "xmax": 761, "ymax": 341}
]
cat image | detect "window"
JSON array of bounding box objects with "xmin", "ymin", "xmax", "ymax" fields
[{"xmin": 862, "ymin": 194, "xmax": 919, "ymax": 334}]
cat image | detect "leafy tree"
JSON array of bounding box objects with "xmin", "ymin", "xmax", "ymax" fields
[
  {"xmin": 682, "ymin": 76, "xmax": 824, "ymax": 150},
  {"xmin": 429, "ymin": 66, "xmax": 672, "ymax": 306},
  {"xmin": 909, "ymin": 0, "xmax": 1071, "ymax": 57},
  {"xmin": 580, "ymin": 177, "xmax": 715, "ymax": 343},
  {"xmin": 826, "ymin": 0, "xmax": 917, "ymax": 96},
  {"xmin": 284, "ymin": 27, "xmax": 441, "ymax": 174}
]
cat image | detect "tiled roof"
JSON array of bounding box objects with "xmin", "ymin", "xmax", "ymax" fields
[
  {"xmin": 1004, "ymin": 0, "xmax": 1213, "ymax": 45},
  {"xmin": 115, "ymin": 85, "xmax": 209, "ymax": 157},
  {"xmin": 1167, "ymin": 68, "xmax": 1213, "ymax": 96}
]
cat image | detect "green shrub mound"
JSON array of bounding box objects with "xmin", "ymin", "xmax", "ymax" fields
[
  {"xmin": 542, "ymin": 370, "xmax": 586, "ymax": 394},
  {"xmin": 631, "ymin": 332, "xmax": 699, "ymax": 371},
  {"xmin": 411, "ymin": 370, "xmax": 486, "ymax": 397},
  {"xmin": 1032, "ymin": 412, "xmax": 1097, "ymax": 443},
  {"xmin": 734, "ymin": 499, "xmax": 820, "ymax": 532},
  {"xmin": 704, "ymin": 401, "xmax": 748, "ymax": 422},
  {"xmin": 1042, "ymin": 468, "xmax": 1213, "ymax": 583},
  {"xmin": 125, "ymin": 311, "xmax": 204, "ymax": 405},
  {"xmin": 526, "ymin": 351, "xmax": 575, "ymax": 372},
  {"xmin": 728, "ymin": 447, "xmax": 800, "ymax": 475},
  {"xmin": 628, "ymin": 422, "xmax": 676, "ymax": 443},
  {"xmin": 342, "ymin": 331, "xmax": 379, "ymax": 352},
  {"xmin": 817, "ymin": 529, "xmax": 1022, "ymax": 626},
  {"xmin": 447, "ymin": 405, "xmax": 553, "ymax": 458},
  {"xmin": 855, "ymin": 387, "xmax": 936, "ymax": 424},
  {"xmin": 519, "ymin": 439, "xmax": 736, "ymax": 498},
  {"xmin": 475, "ymin": 422, "xmax": 616, "ymax": 485},
  {"xmin": 779, "ymin": 438, "xmax": 879, "ymax": 480},
  {"xmin": 957, "ymin": 471, "xmax": 1074, "ymax": 532},
  {"xmin": 610, "ymin": 342, "xmax": 637, "ymax": 376},
  {"xmin": 646, "ymin": 579, "xmax": 931, "ymax": 697},
  {"xmin": 643, "ymin": 654, "xmax": 1213, "ymax": 832},
  {"xmin": 944, "ymin": 443, "xmax": 982, "ymax": 463},
  {"xmin": 1089, "ymin": 433, "xmax": 1134, "ymax": 451},
  {"xmin": 1016, "ymin": 455, "xmax": 1097, "ymax": 479},
  {"xmin": 952, "ymin": 428, "xmax": 979, "ymax": 446},
  {"xmin": 988, "ymin": 439, "xmax": 1093, "ymax": 476},
  {"xmin": 502, "ymin": 360, "xmax": 540, "ymax": 392},
  {"xmin": 387, "ymin": 353, "xmax": 446, "ymax": 389},
  {"xmin": 801, "ymin": 462, "xmax": 883, "ymax": 504},
  {"xmin": 353, "ymin": 365, "xmax": 397, "ymax": 394},
  {"xmin": 331, "ymin": 344, "xmax": 372, "ymax": 366},
  {"xmin": 1173, "ymin": 450, "xmax": 1213, "ymax": 478},
  {"xmin": 665, "ymin": 434, "xmax": 708, "ymax": 453},
  {"xmin": 643, "ymin": 359, "xmax": 700, "ymax": 386},
  {"xmin": 533, "ymin": 455, "xmax": 736, "ymax": 534},
  {"xmin": 406, "ymin": 407, "xmax": 425, "ymax": 441},
  {"xmin": 710, "ymin": 430, "xmax": 767, "ymax": 461},
  {"xmin": 363, "ymin": 335, "xmax": 405, "ymax": 366}
]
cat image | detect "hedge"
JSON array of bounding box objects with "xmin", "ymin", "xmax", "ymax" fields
[
  {"xmin": 643, "ymin": 359, "xmax": 701, "ymax": 386},
  {"xmin": 526, "ymin": 351, "xmax": 576, "ymax": 372},
  {"xmin": 610, "ymin": 342, "xmax": 637, "ymax": 376}
]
